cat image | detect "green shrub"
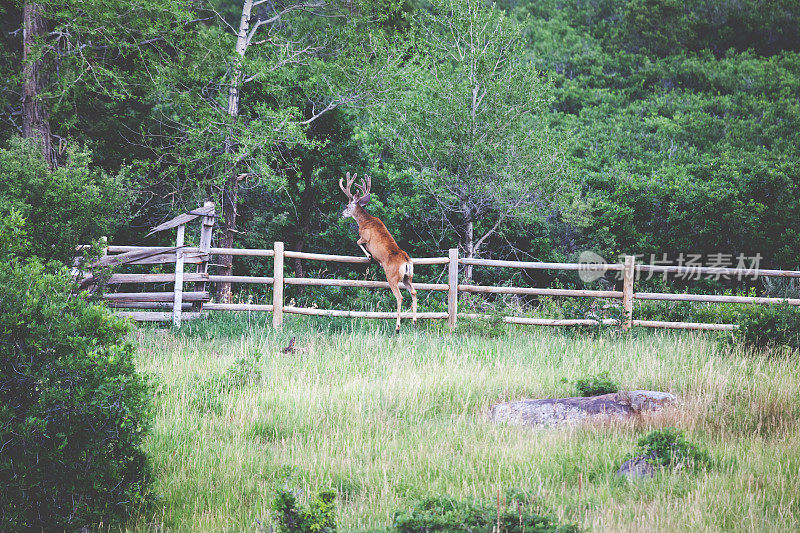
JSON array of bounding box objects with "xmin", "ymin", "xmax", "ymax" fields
[
  {"xmin": 574, "ymin": 371, "xmax": 619, "ymax": 396},
  {"xmin": 272, "ymin": 488, "xmax": 337, "ymax": 533},
  {"xmin": 0, "ymin": 256, "xmax": 152, "ymax": 529},
  {"xmin": 634, "ymin": 428, "xmax": 709, "ymax": 470},
  {"xmin": 0, "ymin": 136, "xmax": 130, "ymax": 263},
  {"xmin": 392, "ymin": 494, "xmax": 578, "ymax": 533},
  {"xmin": 734, "ymin": 304, "xmax": 800, "ymax": 352}
]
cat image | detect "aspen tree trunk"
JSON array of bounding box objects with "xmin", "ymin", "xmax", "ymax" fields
[
  {"xmin": 216, "ymin": 0, "xmax": 253, "ymax": 302},
  {"xmin": 21, "ymin": 1, "xmax": 55, "ymax": 169}
]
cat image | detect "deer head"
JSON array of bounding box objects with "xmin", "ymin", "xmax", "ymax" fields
[{"xmin": 339, "ymin": 172, "xmax": 371, "ymax": 218}]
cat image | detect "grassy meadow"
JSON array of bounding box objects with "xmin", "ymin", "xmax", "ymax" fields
[{"xmin": 128, "ymin": 314, "xmax": 800, "ymax": 532}]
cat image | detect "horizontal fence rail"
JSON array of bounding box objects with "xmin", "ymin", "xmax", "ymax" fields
[{"xmin": 79, "ymin": 202, "xmax": 800, "ymax": 331}]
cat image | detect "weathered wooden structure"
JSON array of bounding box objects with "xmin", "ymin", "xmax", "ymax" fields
[{"xmin": 79, "ymin": 202, "xmax": 800, "ymax": 330}]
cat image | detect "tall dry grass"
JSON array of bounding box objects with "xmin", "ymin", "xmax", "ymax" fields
[{"xmin": 128, "ymin": 314, "xmax": 800, "ymax": 532}]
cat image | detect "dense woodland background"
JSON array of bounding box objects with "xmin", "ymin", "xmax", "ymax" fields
[{"xmin": 2, "ymin": 0, "xmax": 799, "ymax": 301}]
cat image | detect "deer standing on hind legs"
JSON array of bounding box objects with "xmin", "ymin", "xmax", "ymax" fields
[{"xmin": 339, "ymin": 172, "xmax": 417, "ymax": 333}]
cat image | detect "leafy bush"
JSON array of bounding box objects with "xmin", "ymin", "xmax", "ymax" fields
[
  {"xmin": 634, "ymin": 428, "xmax": 709, "ymax": 470},
  {"xmin": 734, "ymin": 304, "xmax": 800, "ymax": 352},
  {"xmin": 0, "ymin": 255, "xmax": 152, "ymax": 529},
  {"xmin": 0, "ymin": 136, "xmax": 130, "ymax": 263},
  {"xmin": 272, "ymin": 488, "xmax": 337, "ymax": 533},
  {"xmin": 393, "ymin": 494, "xmax": 578, "ymax": 533},
  {"xmin": 574, "ymin": 372, "xmax": 619, "ymax": 396},
  {"xmin": 193, "ymin": 351, "xmax": 263, "ymax": 414}
]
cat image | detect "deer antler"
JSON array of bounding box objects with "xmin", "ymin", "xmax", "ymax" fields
[
  {"xmin": 339, "ymin": 172, "xmax": 357, "ymax": 199},
  {"xmin": 354, "ymin": 175, "xmax": 371, "ymax": 199}
]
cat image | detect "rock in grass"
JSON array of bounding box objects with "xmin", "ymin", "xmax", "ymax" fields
[
  {"xmin": 489, "ymin": 391, "xmax": 676, "ymax": 429},
  {"xmin": 621, "ymin": 390, "xmax": 677, "ymax": 412},
  {"xmin": 616, "ymin": 454, "xmax": 657, "ymax": 478}
]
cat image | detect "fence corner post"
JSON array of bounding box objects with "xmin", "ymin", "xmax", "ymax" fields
[
  {"xmin": 173, "ymin": 224, "xmax": 186, "ymax": 328},
  {"xmin": 194, "ymin": 201, "xmax": 215, "ymax": 312},
  {"xmin": 448, "ymin": 248, "xmax": 459, "ymax": 331},
  {"xmin": 272, "ymin": 241, "xmax": 284, "ymax": 328},
  {"xmin": 622, "ymin": 255, "xmax": 635, "ymax": 331}
]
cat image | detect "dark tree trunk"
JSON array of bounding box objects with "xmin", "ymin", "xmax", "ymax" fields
[
  {"xmin": 215, "ymin": 0, "xmax": 253, "ymax": 303},
  {"xmin": 292, "ymin": 158, "xmax": 316, "ymax": 287},
  {"xmin": 215, "ymin": 171, "xmax": 239, "ymax": 302},
  {"xmin": 21, "ymin": 1, "xmax": 55, "ymax": 169}
]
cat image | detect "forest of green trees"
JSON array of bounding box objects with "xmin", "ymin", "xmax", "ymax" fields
[{"xmin": 1, "ymin": 0, "xmax": 799, "ymax": 293}]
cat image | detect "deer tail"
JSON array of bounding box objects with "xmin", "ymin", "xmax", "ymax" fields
[{"xmin": 404, "ymin": 261, "xmax": 413, "ymax": 280}]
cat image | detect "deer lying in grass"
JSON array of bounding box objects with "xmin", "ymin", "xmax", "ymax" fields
[{"xmin": 339, "ymin": 172, "xmax": 417, "ymax": 333}]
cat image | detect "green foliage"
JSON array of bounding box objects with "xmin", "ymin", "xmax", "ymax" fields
[
  {"xmin": 634, "ymin": 428, "xmax": 709, "ymax": 470},
  {"xmin": 0, "ymin": 137, "xmax": 130, "ymax": 263},
  {"xmin": 373, "ymin": 0, "xmax": 566, "ymax": 257},
  {"xmin": 734, "ymin": 304, "xmax": 800, "ymax": 352},
  {"xmin": 0, "ymin": 208, "xmax": 29, "ymax": 259},
  {"xmin": 574, "ymin": 372, "xmax": 619, "ymax": 397},
  {"xmin": 0, "ymin": 253, "xmax": 152, "ymax": 529},
  {"xmin": 392, "ymin": 493, "xmax": 578, "ymax": 533},
  {"xmin": 193, "ymin": 351, "xmax": 264, "ymax": 414},
  {"xmin": 272, "ymin": 488, "xmax": 337, "ymax": 533}
]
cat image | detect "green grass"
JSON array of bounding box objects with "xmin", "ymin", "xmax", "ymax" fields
[{"xmin": 128, "ymin": 313, "xmax": 800, "ymax": 532}]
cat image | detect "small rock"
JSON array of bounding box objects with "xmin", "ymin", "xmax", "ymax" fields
[{"xmin": 616, "ymin": 454, "xmax": 657, "ymax": 478}]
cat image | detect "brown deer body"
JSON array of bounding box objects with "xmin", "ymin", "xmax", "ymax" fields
[{"xmin": 340, "ymin": 173, "xmax": 417, "ymax": 332}]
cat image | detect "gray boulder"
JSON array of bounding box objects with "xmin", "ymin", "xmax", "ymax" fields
[{"xmin": 489, "ymin": 390, "xmax": 677, "ymax": 429}]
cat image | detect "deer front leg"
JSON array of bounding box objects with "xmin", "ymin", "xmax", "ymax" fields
[{"xmin": 357, "ymin": 238, "xmax": 373, "ymax": 261}]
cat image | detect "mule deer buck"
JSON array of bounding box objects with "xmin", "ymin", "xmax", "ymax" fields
[{"xmin": 339, "ymin": 172, "xmax": 417, "ymax": 332}]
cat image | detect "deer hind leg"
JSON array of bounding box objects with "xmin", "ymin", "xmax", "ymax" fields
[
  {"xmin": 388, "ymin": 281, "xmax": 403, "ymax": 333},
  {"xmin": 403, "ymin": 273, "xmax": 417, "ymax": 326}
]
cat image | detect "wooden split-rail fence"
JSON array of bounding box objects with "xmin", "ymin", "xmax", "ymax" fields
[{"xmin": 78, "ymin": 203, "xmax": 800, "ymax": 331}]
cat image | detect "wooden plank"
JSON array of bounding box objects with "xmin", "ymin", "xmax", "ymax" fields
[
  {"xmin": 459, "ymin": 314, "xmax": 617, "ymax": 326},
  {"xmin": 411, "ymin": 257, "xmax": 450, "ymax": 265},
  {"xmin": 116, "ymin": 311, "xmax": 204, "ymax": 322},
  {"xmin": 208, "ymin": 246, "xmax": 274, "ymax": 257},
  {"xmin": 634, "ymin": 292, "xmax": 800, "ymax": 306},
  {"xmin": 284, "ymin": 250, "xmax": 370, "ymax": 263},
  {"xmin": 283, "ymin": 306, "xmax": 448, "ymax": 319},
  {"xmin": 636, "ymin": 264, "xmax": 800, "ymax": 278},
  {"xmin": 208, "ymin": 275, "xmax": 274, "ymax": 284},
  {"xmin": 103, "ymin": 291, "xmax": 209, "ymax": 303},
  {"xmin": 272, "ymin": 241, "xmax": 284, "ymax": 328},
  {"xmin": 631, "ymin": 320, "xmax": 737, "ymax": 331},
  {"xmin": 448, "ymin": 248, "xmax": 458, "ymax": 331},
  {"xmin": 459, "ymin": 258, "xmax": 625, "ymax": 271},
  {"xmin": 283, "ymin": 277, "xmax": 448, "ymax": 291},
  {"xmin": 106, "ymin": 273, "xmax": 209, "ymax": 284},
  {"xmin": 283, "ymin": 250, "xmax": 449, "ymax": 265},
  {"xmin": 194, "ymin": 200, "xmax": 215, "ymax": 310},
  {"xmin": 622, "ymin": 255, "xmax": 635, "ymax": 330},
  {"xmin": 146, "ymin": 204, "xmax": 215, "ymax": 236},
  {"xmin": 106, "ymin": 302, "xmax": 192, "ymax": 310},
  {"xmin": 203, "ymin": 303, "xmax": 274, "ymax": 311},
  {"xmin": 173, "ymin": 224, "xmax": 185, "ymax": 327},
  {"xmin": 96, "ymin": 249, "xmax": 206, "ymax": 267},
  {"xmin": 458, "ymin": 284, "xmax": 623, "ymax": 298}
]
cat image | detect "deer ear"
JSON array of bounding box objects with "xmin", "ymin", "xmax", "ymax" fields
[{"xmin": 357, "ymin": 193, "xmax": 370, "ymax": 206}]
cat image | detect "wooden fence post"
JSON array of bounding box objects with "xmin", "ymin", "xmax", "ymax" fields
[
  {"xmin": 272, "ymin": 241, "xmax": 284, "ymax": 328},
  {"xmin": 172, "ymin": 224, "xmax": 186, "ymax": 328},
  {"xmin": 448, "ymin": 248, "xmax": 459, "ymax": 331},
  {"xmin": 622, "ymin": 255, "xmax": 635, "ymax": 330},
  {"xmin": 194, "ymin": 201, "xmax": 215, "ymax": 311}
]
